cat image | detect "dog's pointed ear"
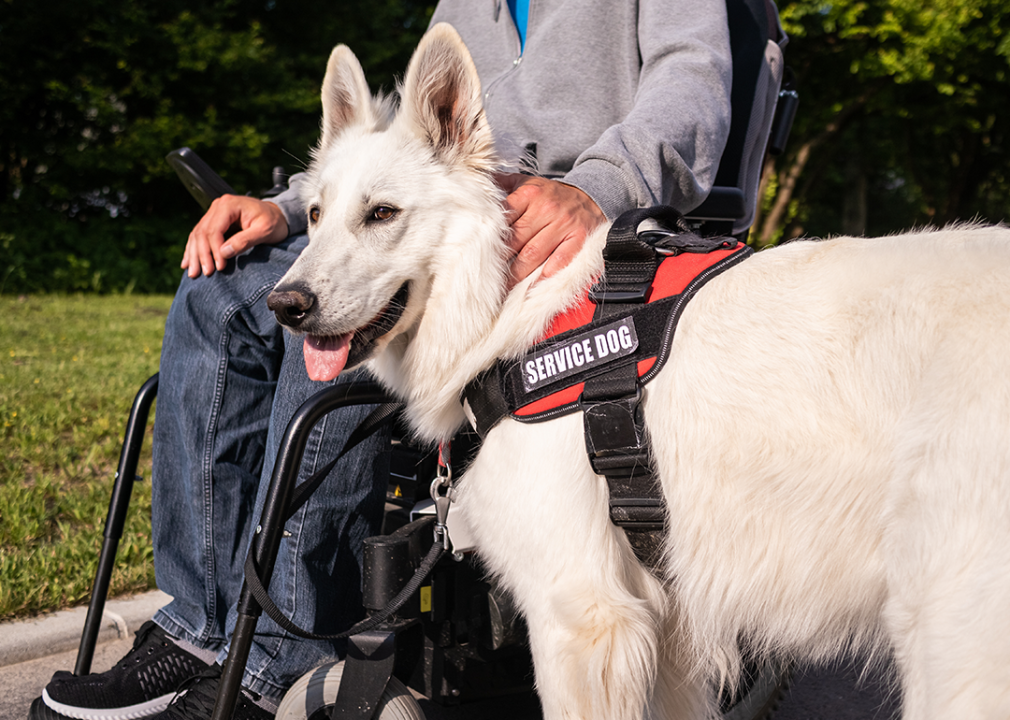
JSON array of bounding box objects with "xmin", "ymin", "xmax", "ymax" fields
[
  {"xmin": 320, "ymin": 45, "xmax": 374, "ymax": 150},
  {"xmin": 400, "ymin": 23, "xmax": 495, "ymax": 169}
]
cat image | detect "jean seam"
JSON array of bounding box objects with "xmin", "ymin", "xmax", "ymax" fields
[
  {"xmin": 198, "ymin": 277, "xmax": 284, "ymax": 645},
  {"xmin": 243, "ymin": 409, "xmax": 331, "ymax": 692}
]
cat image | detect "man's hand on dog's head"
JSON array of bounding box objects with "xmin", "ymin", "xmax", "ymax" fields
[
  {"xmin": 497, "ymin": 174, "xmax": 606, "ymax": 289},
  {"xmin": 183, "ymin": 195, "xmax": 289, "ymax": 278}
]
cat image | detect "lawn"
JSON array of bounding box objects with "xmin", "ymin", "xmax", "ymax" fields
[{"xmin": 0, "ymin": 294, "xmax": 172, "ymax": 620}]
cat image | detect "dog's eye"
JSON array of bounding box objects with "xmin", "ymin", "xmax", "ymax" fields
[
  {"xmin": 309, "ymin": 206, "xmax": 320, "ymax": 224},
  {"xmin": 369, "ymin": 206, "xmax": 397, "ymax": 223}
]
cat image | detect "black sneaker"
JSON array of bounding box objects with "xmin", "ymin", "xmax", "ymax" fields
[
  {"xmin": 152, "ymin": 664, "xmax": 274, "ymax": 720},
  {"xmin": 40, "ymin": 621, "xmax": 211, "ymax": 720}
]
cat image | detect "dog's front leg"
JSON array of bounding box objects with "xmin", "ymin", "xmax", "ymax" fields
[{"xmin": 457, "ymin": 415, "xmax": 710, "ymax": 720}]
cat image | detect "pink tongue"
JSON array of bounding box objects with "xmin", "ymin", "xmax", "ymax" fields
[{"xmin": 303, "ymin": 334, "xmax": 352, "ymax": 381}]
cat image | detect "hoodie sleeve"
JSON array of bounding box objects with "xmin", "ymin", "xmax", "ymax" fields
[
  {"xmin": 264, "ymin": 172, "xmax": 310, "ymax": 237},
  {"xmin": 561, "ymin": 0, "xmax": 733, "ymax": 220}
]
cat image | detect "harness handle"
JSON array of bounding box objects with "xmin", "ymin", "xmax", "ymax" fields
[
  {"xmin": 604, "ymin": 206, "xmax": 691, "ymax": 262},
  {"xmin": 592, "ymin": 206, "xmax": 690, "ymax": 303}
]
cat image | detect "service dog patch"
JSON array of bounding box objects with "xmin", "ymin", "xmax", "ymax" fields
[{"xmin": 522, "ymin": 317, "xmax": 639, "ymax": 392}]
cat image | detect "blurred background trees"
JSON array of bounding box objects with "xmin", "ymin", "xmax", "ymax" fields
[
  {"xmin": 1, "ymin": 0, "xmax": 1007, "ymax": 292},
  {"xmin": 0, "ymin": 0, "xmax": 434, "ymax": 292},
  {"xmin": 756, "ymin": 0, "xmax": 1010, "ymax": 244}
]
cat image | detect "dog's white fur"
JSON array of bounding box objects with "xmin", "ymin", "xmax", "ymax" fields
[{"xmin": 276, "ymin": 24, "xmax": 1010, "ymax": 720}]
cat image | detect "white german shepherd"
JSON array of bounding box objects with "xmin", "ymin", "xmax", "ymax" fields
[{"xmin": 268, "ymin": 23, "xmax": 1010, "ymax": 720}]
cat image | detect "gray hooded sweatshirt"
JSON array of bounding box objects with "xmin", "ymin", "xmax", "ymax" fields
[{"xmin": 271, "ymin": 0, "xmax": 732, "ymax": 232}]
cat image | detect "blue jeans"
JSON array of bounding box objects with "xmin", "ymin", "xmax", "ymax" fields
[{"xmin": 150, "ymin": 234, "xmax": 390, "ymax": 698}]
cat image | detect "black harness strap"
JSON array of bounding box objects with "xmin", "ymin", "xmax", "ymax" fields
[
  {"xmin": 589, "ymin": 206, "xmax": 689, "ymax": 302},
  {"xmin": 582, "ymin": 208, "xmax": 687, "ymax": 559},
  {"xmin": 464, "ymin": 363, "xmax": 510, "ymax": 438}
]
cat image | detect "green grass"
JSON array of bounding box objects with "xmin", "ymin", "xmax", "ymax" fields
[{"xmin": 0, "ymin": 294, "xmax": 173, "ymax": 620}]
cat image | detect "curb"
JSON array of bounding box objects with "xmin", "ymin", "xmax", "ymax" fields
[{"xmin": 0, "ymin": 590, "xmax": 172, "ymax": 668}]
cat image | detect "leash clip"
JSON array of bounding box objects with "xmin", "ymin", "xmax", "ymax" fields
[{"xmin": 430, "ymin": 442, "xmax": 454, "ymax": 550}]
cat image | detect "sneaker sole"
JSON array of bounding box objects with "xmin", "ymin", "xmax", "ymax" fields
[{"xmin": 42, "ymin": 689, "xmax": 174, "ymax": 720}]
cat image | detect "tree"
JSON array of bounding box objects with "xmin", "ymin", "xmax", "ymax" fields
[
  {"xmin": 755, "ymin": 0, "xmax": 1010, "ymax": 245},
  {"xmin": 0, "ymin": 0, "xmax": 433, "ymax": 293}
]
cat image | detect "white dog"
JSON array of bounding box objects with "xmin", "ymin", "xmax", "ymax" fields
[{"xmin": 268, "ymin": 23, "xmax": 1010, "ymax": 720}]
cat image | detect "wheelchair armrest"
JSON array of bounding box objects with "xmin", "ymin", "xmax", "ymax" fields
[
  {"xmin": 684, "ymin": 186, "xmax": 746, "ymax": 222},
  {"xmin": 166, "ymin": 147, "xmax": 236, "ymax": 212}
]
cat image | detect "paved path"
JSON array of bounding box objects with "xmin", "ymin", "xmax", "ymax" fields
[{"xmin": 0, "ymin": 590, "xmax": 901, "ymax": 720}]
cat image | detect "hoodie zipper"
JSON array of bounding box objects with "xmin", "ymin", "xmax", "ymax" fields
[{"xmin": 484, "ymin": 0, "xmax": 529, "ymax": 104}]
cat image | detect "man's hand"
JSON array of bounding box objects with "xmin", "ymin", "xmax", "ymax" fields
[
  {"xmin": 497, "ymin": 174, "xmax": 606, "ymax": 288},
  {"xmin": 182, "ymin": 195, "xmax": 289, "ymax": 278}
]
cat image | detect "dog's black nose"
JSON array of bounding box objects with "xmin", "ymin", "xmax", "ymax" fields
[{"xmin": 267, "ymin": 287, "xmax": 316, "ymax": 328}]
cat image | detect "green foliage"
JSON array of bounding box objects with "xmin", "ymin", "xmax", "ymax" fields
[
  {"xmin": 0, "ymin": 0, "xmax": 434, "ymax": 293},
  {"xmin": 0, "ymin": 294, "xmax": 171, "ymax": 619},
  {"xmin": 1, "ymin": 0, "xmax": 1006, "ymax": 279},
  {"xmin": 1, "ymin": 211, "xmax": 192, "ymax": 294},
  {"xmin": 774, "ymin": 0, "xmax": 1010, "ymax": 238}
]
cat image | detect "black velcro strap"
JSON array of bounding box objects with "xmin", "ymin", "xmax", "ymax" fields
[
  {"xmin": 579, "ymin": 334, "xmax": 664, "ymax": 558},
  {"xmin": 603, "ymin": 206, "xmax": 690, "ymax": 265},
  {"xmin": 582, "ymin": 369, "xmax": 653, "ymax": 481}
]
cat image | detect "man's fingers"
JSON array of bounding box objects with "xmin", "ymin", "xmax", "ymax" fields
[
  {"xmin": 181, "ymin": 196, "xmax": 289, "ymax": 278},
  {"xmin": 500, "ymin": 176, "xmax": 605, "ymax": 287},
  {"xmin": 504, "ymin": 184, "xmax": 553, "ymax": 253},
  {"xmin": 508, "ymin": 227, "xmax": 566, "ymax": 286},
  {"xmin": 182, "ymin": 238, "xmax": 202, "ymax": 278},
  {"xmin": 507, "ymin": 211, "xmax": 550, "ymax": 254},
  {"xmin": 217, "ymin": 227, "xmax": 260, "ymax": 263},
  {"xmin": 183, "ymin": 222, "xmax": 228, "ymax": 277},
  {"xmin": 196, "ymin": 234, "xmax": 219, "ymax": 277},
  {"xmin": 540, "ymin": 237, "xmax": 584, "ymax": 279}
]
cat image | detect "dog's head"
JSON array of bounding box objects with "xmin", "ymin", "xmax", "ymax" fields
[{"xmin": 267, "ymin": 24, "xmax": 504, "ymax": 382}]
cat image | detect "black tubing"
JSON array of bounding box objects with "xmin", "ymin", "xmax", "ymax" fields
[{"xmin": 75, "ymin": 374, "xmax": 159, "ymax": 676}]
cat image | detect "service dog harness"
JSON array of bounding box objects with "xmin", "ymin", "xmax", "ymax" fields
[{"xmin": 463, "ymin": 206, "xmax": 752, "ymax": 562}]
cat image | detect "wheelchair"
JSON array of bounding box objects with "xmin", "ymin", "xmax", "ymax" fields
[{"xmin": 68, "ymin": 0, "xmax": 799, "ymax": 717}]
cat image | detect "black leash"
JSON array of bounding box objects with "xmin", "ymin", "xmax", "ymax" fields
[
  {"xmin": 245, "ymin": 538, "xmax": 443, "ymax": 641},
  {"xmin": 242, "ymin": 400, "xmax": 447, "ymax": 640}
]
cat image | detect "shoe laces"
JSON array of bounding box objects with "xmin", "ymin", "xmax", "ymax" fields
[
  {"xmin": 164, "ymin": 663, "xmax": 224, "ymax": 719},
  {"xmin": 114, "ymin": 620, "xmax": 169, "ymax": 668}
]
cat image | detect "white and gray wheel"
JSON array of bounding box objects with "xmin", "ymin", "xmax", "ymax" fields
[{"xmin": 276, "ymin": 661, "xmax": 425, "ymax": 720}]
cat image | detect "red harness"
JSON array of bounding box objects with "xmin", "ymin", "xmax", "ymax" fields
[
  {"xmin": 463, "ymin": 238, "xmax": 751, "ymax": 433},
  {"xmin": 513, "ymin": 242, "xmax": 750, "ymax": 419},
  {"xmin": 462, "ymin": 206, "xmax": 752, "ymax": 560}
]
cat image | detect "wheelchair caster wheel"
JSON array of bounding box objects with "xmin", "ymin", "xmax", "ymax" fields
[{"xmin": 276, "ymin": 660, "xmax": 425, "ymax": 720}]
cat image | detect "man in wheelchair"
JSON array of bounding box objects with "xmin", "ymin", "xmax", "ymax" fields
[{"xmin": 33, "ymin": 0, "xmax": 787, "ymax": 717}]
